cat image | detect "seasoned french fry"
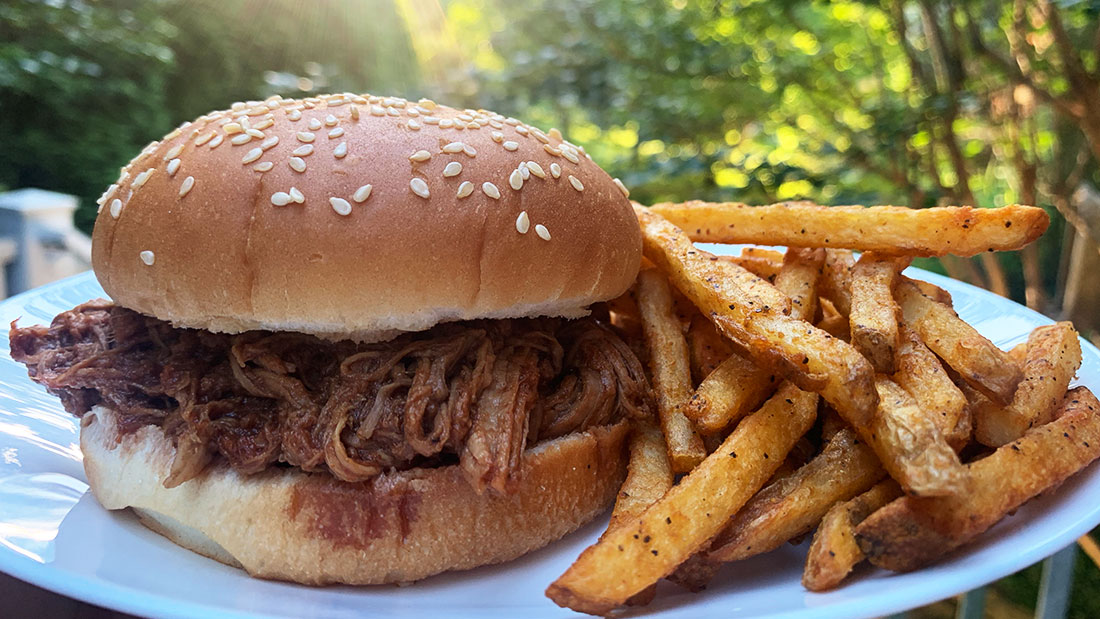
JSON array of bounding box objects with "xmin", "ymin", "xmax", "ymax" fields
[
  {"xmin": 893, "ymin": 325, "xmax": 969, "ymax": 449},
  {"xmin": 818, "ymin": 249, "xmax": 855, "ymax": 316},
  {"xmin": 775, "ymin": 248, "xmax": 825, "ymax": 321},
  {"xmin": 683, "ymin": 354, "xmax": 778, "ymax": 433},
  {"xmin": 707, "ymin": 428, "xmax": 885, "ymax": 562},
  {"xmin": 895, "ymin": 278, "xmax": 1022, "ymax": 406},
  {"xmin": 849, "ymin": 254, "xmax": 906, "ymax": 373},
  {"xmin": 913, "ymin": 279, "xmax": 953, "ymax": 307},
  {"xmin": 868, "ymin": 376, "xmax": 967, "ymax": 496},
  {"xmin": 802, "ymin": 479, "xmax": 903, "ymax": 591},
  {"xmin": 686, "ymin": 314, "xmax": 734, "ymax": 384},
  {"xmin": 974, "ymin": 322, "xmax": 1082, "ymax": 447},
  {"xmin": 720, "ymin": 254, "xmax": 781, "ymax": 282},
  {"xmin": 637, "ymin": 269, "xmax": 707, "ymax": 472},
  {"xmin": 608, "ymin": 418, "xmax": 674, "ymax": 606},
  {"xmin": 856, "ymin": 386, "xmax": 1100, "ymax": 572},
  {"xmin": 546, "ymin": 383, "xmax": 818, "ymax": 615},
  {"xmin": 648, "ymin": 202, "xmax": 1050, "ymax": 257},
  {"xmin": 635, "ymin": 206, "xmax": 878, "ymax": 430},
  {"xmin": 816, "ymin": 300, "xmax": 850, "ymax": 342}
]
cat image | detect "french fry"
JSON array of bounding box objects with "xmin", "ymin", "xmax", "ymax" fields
[
  {"xmin": 974, "ymin": 322, "xmax": 1082, "ymax": 447},
  {"xmin": 893, "ymin": 325, "xmax": 969, "ymax": 449},
  {"xmin": 913, "ymin": 279, "xmax": 953, "ymax": 307},
  {"xmin": 546, "ymin": 383, "xmax": 818, "ymax": 615},
  {"xmin": 849, "ymin": 254, "xmax": 906, "ymax": 373},
  {"xmin": 816, "ymin": 300, "xmax": 850, "ymax": 341},
  {"xmin": 683, "ymin": 355, "xmax": 778, "ymax": 433},
  {"xmin": 637, "ymin": 268, "xmax": 707, "ymax": 472},
  {"xmin": 707, "ymin": 428, "xmax": 885, "ymax": 562},
  {"xmin": 802, "ymin": 479, "xmax": 903, "ymax": 591},
  {"xmin": 895, "ymin": 278, "xmax": 1022, "ymax": 406},
  {"xmin": 606, "ymin": 288, "xmax": 643, "ymax": 342},
  {"xmin": 867, "ymin": 376, "xmax": 967, "ymax": 496},
  {"xmin": 775, "ymin": 248, "xmax": 825, "ymax": 321},
  {"xmin": 608, "ymin": 418, "xmax": 674, "ymax": 605},
  {"xmin": 648, "ymin": 201, "xmax": 1049, "ymax": 257},
  {"xmin": 856, "ymin": 386, "xmax": 1100, "ymax": 572},
  {"xmin": 818, "ymin": 249, "xmax": 855, "ymax": 316},
  {"xmin": 635, "ymin": 206, "xmax": 878, "ymax": 430},
  {"xmin": 686, "ymin": 314, "xmax": 734, "ymax": 384}
]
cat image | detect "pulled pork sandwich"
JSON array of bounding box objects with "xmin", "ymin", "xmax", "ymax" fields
[{"xmin": 9, "ymin": 93, "xmax": 650, "ymax": 584}]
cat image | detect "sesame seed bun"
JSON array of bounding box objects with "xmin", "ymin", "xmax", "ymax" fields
[
  {"xmin": 80, "ymin": 405, "xmax": 630, "ymax": 585},
  {"xmin": 91, "ymin": 94, "xmax": 640, "ymax": 339}
]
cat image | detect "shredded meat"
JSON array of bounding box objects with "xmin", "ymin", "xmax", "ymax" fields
[{"xmin": 10, "ymin": 301, "xmax": 652, "ymax": 493}]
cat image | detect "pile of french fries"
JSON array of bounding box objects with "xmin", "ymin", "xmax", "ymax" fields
[{"xmin": 546, "ymin": 201, "xmax": 1100, "ymax": 615}]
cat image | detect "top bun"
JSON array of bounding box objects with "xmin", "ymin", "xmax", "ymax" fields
[{"xmin": 91, "ymin": 93, "xmax": 640, "ymax": 340}]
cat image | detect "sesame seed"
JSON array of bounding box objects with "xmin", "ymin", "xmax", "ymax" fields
[
  {"xmin": 164, "ymin": 144, "xmax": 184, "ymax": 161},
  {"xmin": 289, "ymin": 187, "xmax": 304, "ymax": 203},
  {"xmin": 292, "ymin": 144, "xmax": 314, "ymax": 157},
  {"xmin": 325, "ymin": 114, "xmax": 338, "ymax": 126},
  {"xmin": 613, "ymin": 178, "xmax": 630, "ymax": 197},
  {"xmin": 353, "ymin": 184, "xmax": 373, "ymax": 202},
  {"xmin": 526, "ymin": 161, "xmax": 545, "ymax": 178},
  {"xmin": 350, "ymin": 105, "xmax": 360, "ymax": 120},
  {"xmin": 439, "ymin": 119, "xmax": 454, "ymax": 129},
  {"xmin": 253, "ymin": 118, "xmax": 274, "ymax": 130},
  {"xmin": 548, "ymin": 128, "xmax": 563, "ymax": 140},
  {"xmin": 442, "ymin": 142, "xmax": 464, "ymax": 154},
  {"xmin": 519, "ymin": 162, "xmax": 530, "ymax": 179},
  {"xmin": 550, "ymin": 163, "xmax": 561, "ymax": 178},
  {"xmin": 246, "ymin": 128, "xmax": 264, "ymax": 139},
  {"xmin": 458, "ymin": 113, "xmax": 473, "ymax": 122},
  {"xmin": 166, "ymin": 158, "xmax": 181, "ymax": 176},
  {"xmin": 224, "ymin": 123, "xmax": 243, "ymax": 135},
  {"xmin": 532, "ymin": 130, "xmax": 550, "ymax": 144},
  {"xmin": 296, "ymin": 132, "xmax": 315, "ymax": 143},
  {"xmin": 454, "ymin": 119, "xmax": 467, "ymax": 130},
  {"xmin": 407, "ymin": 119, "xmax": 421, "ymax": 131},
  {"xmin": 387, "ymin": 107, "xmax": 401, "ymax": 117},
  {"xmin": 503, "ymin": 141, "xmax": 519, "ymax": 151},
  {"xmin": 463, "ymin": 144, "xmax": 477, "ymax": 157},
  {"xmin": 271, "ymin": 192, "xmax": 291, "ymax": 206},
  {"xmin": 330, "ymin": 197, "xmax": 352, "ymax": 216},
  {"xmin": 242, "ymin": 147, "xmax": 263, "ymax": 164},
  {"xmin": 509, "ymin": 169, "xmax": 524, "ymax": 190},
  {"xmin": 410, "ymin": 177, "xmax": 430, "ymax": 198},
  {"xmin": 261, "ymin": 136, "xmax": 279, "ymax": 150},
  {"xmin": 423, "ymin": 116, "xmax": 440, "ymax": 125},
  {"xmin": 333, "ymin": 142, "xmax": 347, "ymax": 158},
  {"xmin": 482, "ymin": 182, "xmax": 501, "ymax": 199},
  {"xmin": 230, "ymin": 133, "xmax": 253, "ymax": 145},
  {"xmin": 489, "ymin": 119, "xmax": 503, "ymax": 129},
  {"xmin": 516, "ymin": 211, "xmax": 530, "ymax": 234},
  {"xmin": 468, "ymin": 121, "xmax": 481, "ymax": 129},
  {"xmin": 410, "ymin": 150, "xmax": 432, "ymax": 162},
  {"xmin": 515, "ymin": 125, "xmax": 529, "ymax": 136},
  {"xmin": 288, "ymin": 109, "xmax": 302, "ymax": 121},
  {"xmin": 308, "ymin": 118, "xmax": 322, "ymax": 130},
  {"xmin": 328, "ymin": 98, "xmax": 347, "ymax": 106},
  {"xmin": 328, "ymin": 127, "xmax": 344, "ymax": 138},
  {"xmin": 179, "ymin": 175, "xmax": 195, "ymax": 197},
  {"xmin": 561, "ymin": 148, "xmax": 580, "ymax": 164},
  {"xmin": 207, "ymin": 134, "xmax": 223, "ymax": 148},
  {"xmin": 289, "ymin": 157, "xmax": 306, "ymax": 172},
  {"xmin": 491, "ymin": 131, "xmax": 504, "ymax": 143},
  {"xmin": 505, "ymin": 117, "xmax": 521, "ymax": 126},
  {"xmin": 419, "ymin": 98, "xmax": 437, "ymax": 110},
  {"xmin": 568, "ymin": 175, "xmax": 584, "ymax": 191},
  {"xmin": 253, "ymin": 161, "xmax": 274, "ymax": 172},
  {"xmin": 535, "ymin": 224, "xmax": 551, "ymax": 240},
  {"xmin": 110, "ymin": 198, "xmax": 122, "ymax": 218},
  {"xmin": 456, "ymin": 181, "xmax": 474, "ymax": 198},
  {"xmin": 443, "ymin": 162, "xmax": 463, "ymax": 177},
  {"xmin": 195, "ymin": 131, "xmax": 215, "ymax": 146},
  {"xmin": 140, "ymin": 250, "xmax": 155, "ymax": 266},
  {"xmin": 133, "ymin": 168, "xmax": 155, "ymax": 189}
]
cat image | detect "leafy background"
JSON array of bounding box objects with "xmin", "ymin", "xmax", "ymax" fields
[{"xmin": 4, "ymin": 0, "xmax": 1100, "ymax": 614}]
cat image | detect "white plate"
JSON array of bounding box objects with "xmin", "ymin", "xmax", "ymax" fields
[{"xmin": 0, "ymin": 267, "xmax": 1098, "ymax": 619}]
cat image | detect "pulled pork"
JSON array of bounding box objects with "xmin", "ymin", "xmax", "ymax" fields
[{"xmin": 10, "ymin": 301, "xmax": 651, "ymax": 493}]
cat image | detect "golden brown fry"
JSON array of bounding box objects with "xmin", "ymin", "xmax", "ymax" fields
[
  {"xmin": 707, "ymin": 428, "xmax": 885, "ymax": 562},
  {"xmin": 802, "ymin": 479, "xmax": 903, "ymax": 591},
  {"xmin": 719, "ymin": 254, "xmax": 781, "ymax": 282},
  {"xmin": 849, "ymin": 254, "xmax": 906, "ymax": 373},
  {"xmin": 637, "ymin": 268, "xmax": 707, "ymax": 472},
  {"xmin": 546, "ymin": 383, "xmax": 818, "ymax": 615},
  {"xmin": 683, "ymin": 353, "xmax": 778, "ymax": 434},
  {"xmin": 648, "ymin": 201, "xmax": 1049, "ymax": 257},
  {"xmin": 635, "ymin": 206, "xmax": 878, "ymax": 430},
  {"xmin": 608, "ymin": 418, "xmax": 674, "ymax": 606},
  {"xmin": 816, "ymin": 300, "xmax": 850, "ymax": 342},
  {"xmin": 868, "ymin": 376, "xmax": 967, "ymax": 496},
  {"xmin": 606, "ymin": 288, "xmax": 643, "ymax": 342},
  {"xmin": 686, "ymin": 314, "xmax": 734, "ymax": 385},
  {"xmin": 895, "ymin": 278, "xmax": 1022, "ymax": 406},
  {"xmin": 893, "ymin": 325, "xmax": 969, "ymax": 449},
  {"xmin": 818, "ymin": 249, "xmax": 855, "ymax": 316},
  {"xmin": 776, "ymin": 248, "xmax": 826, "ymax": 321},
  {"xmin": 913, "ymin": 279, "xmax": 953, "ymax": 307},
  {"xmin": 856, "ymin": 386, "xmax": 1100, "ymax": 572},
  {"xmin": 974, "ymin": 322, "xmax": 1082, "ymax": 447}
]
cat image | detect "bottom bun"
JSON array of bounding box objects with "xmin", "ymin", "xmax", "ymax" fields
[{"xmin": 80, "ymin": 405, "xmax": 629, "ymax": 585}]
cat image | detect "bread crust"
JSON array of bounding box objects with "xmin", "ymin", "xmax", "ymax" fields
[
  {"xmin": 80, "ymin": 406, "xmax": 629, "ymax": 585},
  {"xmin": 91, "ymin": 94, "xmax": 640, "ymax": 339}
]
